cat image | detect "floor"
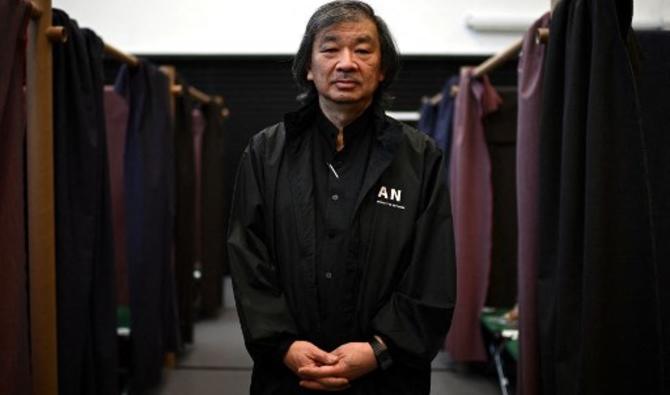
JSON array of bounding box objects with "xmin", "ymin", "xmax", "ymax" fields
[{"xmin": 157, "ymin": 308, "xmax": 502, "ymax": 395}]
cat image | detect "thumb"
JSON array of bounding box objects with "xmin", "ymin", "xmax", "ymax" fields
[{"xmin": 310, "ymin": 347, "xmax": 339, "ymax": 365}]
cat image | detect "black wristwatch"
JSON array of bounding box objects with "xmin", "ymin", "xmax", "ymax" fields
[{"xmin": 369, "ymin": 336, "xmax": 393, "ymax": 371}]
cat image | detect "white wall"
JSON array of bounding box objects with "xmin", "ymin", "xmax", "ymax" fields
[
  {"xmin": 52, "ymin": 0, "xmax": 667, "ymax": 56},
  {"xmin": 634, "ymin": 0, "xmax": 667, "ymax": 28}
]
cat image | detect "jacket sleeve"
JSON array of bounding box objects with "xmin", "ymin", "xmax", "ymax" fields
[
  {"xmin": 227, "ymin": 145, "xmax": 298, "ymax": 363},
  {"xmin": 371, "ymin": 148, "xmax": 456, "ymax": 369}
]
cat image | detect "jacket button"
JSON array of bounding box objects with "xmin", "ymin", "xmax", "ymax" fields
[
  {"xmin": 325, "ymin": 272, "xmax": 333, "ymax": 279},
  {"xmin": 331, "ymin": 194, "xmax": 339, "ymax": 201}
]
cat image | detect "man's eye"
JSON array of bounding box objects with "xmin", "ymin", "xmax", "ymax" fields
[
  {"xmin": 321, "ymin": 47, "xmax": 337, "ymax": 53},
  {"xmin": 355, "ymin": 48, "xmax": 371, "ymax": 54}
]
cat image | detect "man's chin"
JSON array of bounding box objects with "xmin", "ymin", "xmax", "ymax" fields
[{"xmin": 327, "ymin": 95, "xmax": 366, "ymax": 105}]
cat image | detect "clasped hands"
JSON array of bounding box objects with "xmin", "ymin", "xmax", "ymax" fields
[{"xmin": 283, "ymin": 340, "xmax": 378, "ymax": 391}]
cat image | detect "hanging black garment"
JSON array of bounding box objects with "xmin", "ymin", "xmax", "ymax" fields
[
  {"xmin": 432, "ymin": 75, "xmax": 458, "ymax": 172},
  {"xmin": 418, "ymin": 76, "xmax": 459, "ymax": 176},
  {"xmin": 52, "ymin": 10, "xmax": 118, "ymax": 395},
  {"xmin": 201, "ymin": 102, "xmax": 226, "ymax": 316},
  {"xmin": 115, "ymin": 60, "xmax": 180, "ymax": 393},
  {"xmin": 636, "ymin": 31, "xmax": 670, "ymax": 392},
  {"xmin": 417, "ymin": 100, "xmax": 437, "ymax": 137},
  {"xmin": 174, "ymin": 81, "xmax": 196, "ymax": 343},
  {"xmin": 537, "ymin": 1, "xmax": 664, "ymax": 394},
  {"xmin": 483, "ymin": 87, "xmax": 517, "ymax": 309},
  {"xmin": 0, "ymin": 2, "xmax": 31, "ymax": 394}
]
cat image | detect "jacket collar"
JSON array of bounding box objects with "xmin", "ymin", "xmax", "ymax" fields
[{"xmin": 283, "ymin": 99, "xmax": 403, "ymax": 154}]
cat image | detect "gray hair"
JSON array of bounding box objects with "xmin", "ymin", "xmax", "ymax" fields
[{"xmin": 292, "ymin": 0, "xmax": 400, "ymax": 107}]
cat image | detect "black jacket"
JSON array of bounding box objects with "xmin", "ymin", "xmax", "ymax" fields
[{"xmin": 228, "ymin": 104, "xmax": 456, "ymax": 394}]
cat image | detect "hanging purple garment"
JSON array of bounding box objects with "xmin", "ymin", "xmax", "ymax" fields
[
  {"xmin": 516, "ymin": 12, "xmax": 550, "ymax": 395},
  {"xmin": 445, "ymin": 69, "xmax": 501, "ymax": 362},
  {"xmin": 104, "ymin": 86, "xmax": 130, "ymax": 307},
  {"xmin": 0, "ymin": 2, "xmax": 31, "ymax": 394}
]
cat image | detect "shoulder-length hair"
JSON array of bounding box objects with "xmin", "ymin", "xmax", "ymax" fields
[{"xmin": 292, "ymin": 0, "xmax": 401, "ymax": 108}]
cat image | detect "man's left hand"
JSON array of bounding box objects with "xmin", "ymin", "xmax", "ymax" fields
[{"xmin": 298, "ymin": 342, "xmax": 378, "ymax": 389}]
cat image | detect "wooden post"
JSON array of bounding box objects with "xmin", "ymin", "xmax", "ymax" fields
[{"xmin": 26, "ymin": 0, "xmax": 58, "ymax": 394}]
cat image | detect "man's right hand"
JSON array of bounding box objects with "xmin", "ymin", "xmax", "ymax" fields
[{"xmin": 283, "ymin": 341, "xmax": 350, "ymax": 391}]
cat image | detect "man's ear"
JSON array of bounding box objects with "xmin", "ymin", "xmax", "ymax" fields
[{"xmin": 307, "ymin": 69, "xmax": 314, "ymax": 81}]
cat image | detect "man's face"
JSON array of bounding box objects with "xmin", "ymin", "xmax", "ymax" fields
[{"xmin": 307, "ymin": 18, "xmax": 385, "ymax": 107}]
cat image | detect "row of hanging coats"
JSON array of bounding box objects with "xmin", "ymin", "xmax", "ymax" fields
[
  {"xmin": 0, "ymin": 4, "xmax": 228, "ymax": 395},
  {"xmin": 420, "ymin": 0, "xmax": 669, "ymax": 393}
]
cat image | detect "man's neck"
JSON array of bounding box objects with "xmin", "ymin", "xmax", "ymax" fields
[{"xmin": 318, "ymin": 98, "xmax": 373, "ymax": 133}]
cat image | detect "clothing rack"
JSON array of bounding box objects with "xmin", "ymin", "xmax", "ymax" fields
[
  {"xmin": 101, "ymin": 44, "xmax": 222, "ymax": 107},
  {"xmin": 104, "ymin": 41, "xmax": 140, "ymax": 67},
  {"xmin": 172, "ymin": 84, "xmax": 210, "ymax": 103},
  {"xmin": 424, "ymin": 84, "xmax": 460, "ymax": 107},
  {"xmin": 537, "ymin": 28, "xmax": 549, "ymax": 44},
  {"xmin": 474, "ymin": 27, "xmax": 550, "ymax": 78},
  {"xmin": 54, "ymin": 27, "xmax": 230, "ymax": 114},
  {"xmin": 420, "ymin": 23, "xmax": 550, "ymax": 114},
  {"xmin": 101, "ymin": 40, "xmax": 228, "ymax": 116},
  {"xmin": 171, "ymin": 85, "xmax": 231, "ymax": 117},
  {"xmin": 425, "ymin": 26, "xmax": 550, "ymax": 103},
  {"xmin": 24, "ymin": 1, "xmax": 227, "ymax": 393},
  {"xmin": 472, "ymin": 37, "xmax": 524, "ymax": 78}
]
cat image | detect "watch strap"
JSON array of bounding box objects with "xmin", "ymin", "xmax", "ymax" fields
[{"xmin": 369, "ymin": 336, "xmax": 393, "ymax": 370}]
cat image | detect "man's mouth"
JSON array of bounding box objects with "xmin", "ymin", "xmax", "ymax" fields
[{"xmin": 333, "ymin": 80, "xmax": 358, "ymax": 88}]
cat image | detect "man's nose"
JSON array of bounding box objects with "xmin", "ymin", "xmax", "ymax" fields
[{"xmin": 336, "ymin": 49, "xmax": 357, "ymax": 72}]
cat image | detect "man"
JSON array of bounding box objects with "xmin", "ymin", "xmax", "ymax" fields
[{"xmin": 227, "ymin": 1, "xmax": 456, "ymax": 393}]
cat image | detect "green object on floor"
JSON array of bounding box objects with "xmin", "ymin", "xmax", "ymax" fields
[
  {"xmin": 505, "ymin": 338, "xmax": 518, "ymax": 360},
  {"xmin": 117, "ymin": 305, "xmax": 131, "ymax": 328},
  {"xmin": 480, "ymin": 308, "xmax": 518, "ymax": 361}
]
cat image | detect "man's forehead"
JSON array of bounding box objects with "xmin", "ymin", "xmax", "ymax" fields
[{"xmin": 314, "ymin": 19, "xmax": 379, "ymax": 43}]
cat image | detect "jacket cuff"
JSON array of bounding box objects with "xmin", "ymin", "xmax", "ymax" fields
[{"xmin": 276, "ymin": 336, "xmax": 298, "ymax": 364}]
